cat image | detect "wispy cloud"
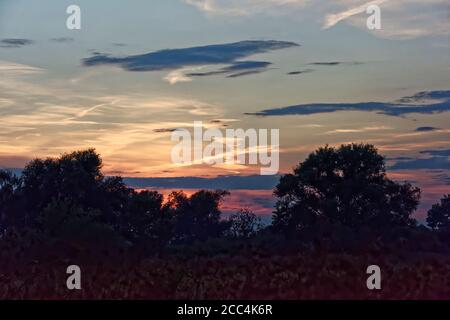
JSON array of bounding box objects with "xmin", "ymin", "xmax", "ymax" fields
[
  {"xmin": 184, "ymin": 0, "xmax": 308, "ymax": 16},
  {"xmin": 0, "ymin": 62, "xmax": 227, "ymax": 176},
  {"xmin": 50, "ymin": 37, "xmax": 74, "ymax": 43},
  {"xmin": 83, "ymin": 40, "xmax": 298, "ymax": 71},
  {"xmin": 164, "ymin": 68, "xmax": 195, "ymax": 84},
  {"xmin": 390, "ymin": 148, "xmax": 450, "ymax": 170},
  {"xmin": 83, "ymin": 40, "xmax": 299, "ymax": 82},
  {"xmin": 415, "ymin": 127, "xmax": 441, "ymax": 132},
  {"xmin": 420, "ymin": 149, "xmax": 450, "ymax": 157},
  {"xmin": 185, "ymin": 0, "xmax": 450, "ymax": 39},
  {"xmin": 308, "ymin": 61, "xmax": 363, "ymax": 66},
  {"xmin": 390, "ymin": 157, "xmax": 450, "ymax": 170},
  {"xmin": 0, "ymin": 38, "xmax": 33, "ymax": 48},
  {"xmin": 124, "ymin": 174, "xmax": 280, "ymax": 190},
  {"xmin": 287, "ymin": 69, "xmax": 314, "ymax": 75},
  {"xmin": 432, "ymin": 172, "xmax": 450, "ymax": 186},
  {"xmin": 187, "ymin": 61, "xmax": 272, "ymax": 78},
  {"xmin": 322, "ymin": 0, "xmax": 450, "ymax": 40},
  {"xmin": 0, "ymin": 61, "xmax": 43, "ymax": 75},
  {"xmin": 323, "ymin": 0, "xmax": 387, "ymax": 29},
  {"xmin": 246, "ymin": 90, "xmax": 450, "ymax": 117},
  {"xmin": 324, "ymin": 125, "xmax": 392, "ymax": 134},
  {"xmin": 153, "ymin": 128, "xmax": 179, "ymax": 133}
]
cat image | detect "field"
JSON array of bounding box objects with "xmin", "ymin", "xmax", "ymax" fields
[{"xmin": 2, "ymin": 250, "xmax": 450, "ymax": 300}]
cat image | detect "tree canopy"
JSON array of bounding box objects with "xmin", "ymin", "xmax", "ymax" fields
[
  {"xmin": 0, "ymin": 149, "xmax": 232, "ymax": 250},
  {"xmin": 273, "ymin": 144, "xmax": 421, "ymax": 236},
  {"xmin": 427, "ymin": 194, "xmax": 450, "ymax": 231},
  {"xmin": 2, "ymin": 145, "xmax": 446, "ymax": 256}
]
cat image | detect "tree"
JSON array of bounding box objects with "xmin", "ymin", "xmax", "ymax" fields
[
  {"xmin": 38, "ymin": 198, "xmax": 126, "ymax": 249},
  {"xmin": 0, "ymin": 170, "xmax": 21, "ymax": 232},
  {"xmin": 0, "ymin": 150, "xmax": 172, "ymax": 251},
  {"xmin": 167, "ymin": 190, "xmax": 231, "ymax": 244},
  {"xmin": 120, "ymin": 190, "xmax": 171, "ymax": 249},
  {"xmin": 1, "ymin": 149, "xmax": 131, "ymax": 231},
  {"xmin": 227, "ymin": 209, "xmax": 263, "ymax": 238},
  {"xmin": 0, "ymin": 150, "xmax": 135, "ymax": 249},
  {"xmin": 427, "ymin": 195, "xmax": 450, "ymax": 231},
  {"xmin": 273, "ymin": 144, "xmax": 420, "ymax": 236}
]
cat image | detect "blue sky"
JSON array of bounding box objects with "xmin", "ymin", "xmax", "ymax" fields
[{"xmin": 0, "ymin": 0, "xmax": 449, "ymax": 218}]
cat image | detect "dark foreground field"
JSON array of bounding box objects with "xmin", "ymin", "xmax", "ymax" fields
[{"xmin": 1, "ymin": 250, "xmax": 449, "ymax": 300}]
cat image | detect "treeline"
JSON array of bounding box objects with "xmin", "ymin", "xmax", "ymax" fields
[{"xmin": 0, "ymin": 144, "xmax": 449, "ymax": 256}]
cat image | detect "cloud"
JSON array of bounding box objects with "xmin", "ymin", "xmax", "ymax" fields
[
  {"xmin": 396, "ymin": 90, "xmax": 450, "ymax": 104},
  {"xmin": 184, "ymin": 0, "xmax": 308, "ymax": 15},
  {"xmin": 82, "ymin": 40, "xmax": 299, "ymax": 78},
  {"xmin": 324, "ymin": 125, "xmax": 392, "ymax": 134},
  {"xmin": 390, "ymin": 148, "xmax": 450, "ymax": 170},
  {"xmin": 287, "ymin": 69, "xmax": 314, "ymax": 75},
  {"xmin": 185, "ymin": 0, "xmax": 450, "ymax": 40},
  {"xmin": 0, "ymin": 61, "xmax": 43, "ymax": 75},
  {"xmin": 308, "ymin": 61, "xmax": 363, "ymax": 66},
  {"xmin": 420, "ymin": 149, "xmax": 450, "ymax": 157},
  {"xmin": 187, "ymin": 61, "xmax": 272, "ymax": 78},
  {"xmin": 0, "ymin": 76, "xmax": 226, "ymax": 176},
  {"xmin": 390, "ymin": 157, "xmax": 450, "ymax": 170},
  {"xmin": 246, "ymin": 90, "xmax": 450, "ymax": 118},
  {"xmin": 153, "ymin": 128, "xmax": 179, "ymax": 133},
  {"xmin": 124, "ymin": 174, "xmax": 280, "ymax": 190},
  {"xmin": 339, "ymin": 0, "xmax": 450, "ymax": 40},
  {"xmin": 226, "ymin": 69, "xmax": 268, "ymax": 78},
  {"xmin": 386, "ymin": 156, "xmax": 414, "ymax": 161},
  {"xmin": 323, "ymin": 0, "xmax": 387, "ymax": 29},
  {"xmin": 0, "ymin": 38, "xmax": 33, "ymax": 48},
  {"xmin": 220, "ymin": 189, "xmax": 275, "ymax": 217},
  {"xmin": 162, "ymin": 61, "xmax": 273, "ymax": 84},
  {"xmin": 432, "ymin": 173, "xmax": 450, "ymax": 185},
  {"xmin": 415, "ymin": 127, "xmax": 441, "ymax": 132},
  {"xmin": 50, "ymin": 37, "xmax": 74, "ymax": 43},
  {"xmin": 164, "ymin": 68, "xmax": 195, "ymax": 84}
]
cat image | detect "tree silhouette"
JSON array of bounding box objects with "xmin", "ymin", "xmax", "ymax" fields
[
  {"xmin": 2, "ymin": 149, "xmax": 128, "ymax": 230},
  {"xmin": 167, "ymin": 190, "xmax": 231, "ymax": 244},
  {"xmin": 0, "ymin": 170, "xmax": 21, "ymax": 233},
  {"xmin": 0, "ymin": 150, "xmax": 172, "ymax": 250},
  {"xmin": 273, "ymin": 144, "xmax": 420, "ymax": 237},
  {"xmin": 227, "ymin": 209, "xmax": 262, "ymax": 238},
  {"xmin": 0, "ymin": 146, "xmax": 433, "ymax": 256},
  {"xmin": 39, "ymin": 198, "xmax": 125, "ymax": 248},
  {"xmin": 427, "ymin": 195, "xmax": 450, "ymax": 231},
  {"xmin": 120, "ymin": 190, "xmax": 171, "ymax": 250}
]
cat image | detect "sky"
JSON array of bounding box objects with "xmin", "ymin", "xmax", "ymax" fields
[{"xmin": 0, "ymin": 0, "xmax": 449, "ymax": 220}]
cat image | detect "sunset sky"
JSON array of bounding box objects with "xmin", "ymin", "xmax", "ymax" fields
[{"xmin": 0, "ymin": 0, "xmax": 449, "ymax": 220}]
